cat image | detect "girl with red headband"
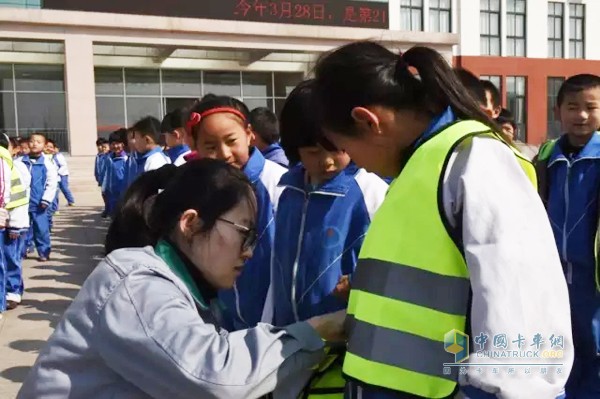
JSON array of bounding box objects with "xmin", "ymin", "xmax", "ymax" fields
[{"xmin": 186, "ymin": 95, "xmax": 287, "ymax": 331}]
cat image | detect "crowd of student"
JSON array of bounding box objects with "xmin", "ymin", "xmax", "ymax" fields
[
  {"xmin": 0, "ymin": 133, "xmax": 74, "ymax": 319},
  {"xmin": 14, "ymin": 41, "xmax": 600, "ymax": 399}
]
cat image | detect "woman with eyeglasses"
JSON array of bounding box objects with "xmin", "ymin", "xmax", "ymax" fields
[{"xmin": 18, "ymin": 160, "xmax": 346, "ymax": 399}]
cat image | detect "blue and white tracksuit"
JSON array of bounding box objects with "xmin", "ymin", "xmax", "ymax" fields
[
  {"xmin": 54, "ymin": 152, "xmax": 74, "ymax": 205},
  {"xmin": 218, "ymin": 148, "xmax": 287, "ymax": 330},
  {"xmin": 166, "ymin": 144, "xmax": 191, "ymax": 167},
  {"xmin": 124, "ymin": 151, "xmax": 138, "ymax": 188},
  {"xmin": 271, "ymin": 163, "xmax": 387, "ymax": 326},
  {"xmin": 103, "ymin": 152, "xmax": 128, "ymax": 216},
  {"xmin": 134, "ymin": 147, "xmax": 170, "ymax": 180},
  {"xmin": 0, "ymin": 157, "xmax": 11, "ymax": 311},
  {"xmin": 22, "ymin": 154, "xmax": 58, "ymax": 259},
  {"xmin": 5, "ymin": 159, "xmax": 31, "ymax": 304},
  {"xmin": 546, "ymin": 132, "xmax": 600, "ymax": 399},
  {"xmin": 261, "ymin": 143, "xmax": 289, "ymax": 168},
  {"xmin": 94, "ymin": 153, "xmax": 108, "ymax": 186}
]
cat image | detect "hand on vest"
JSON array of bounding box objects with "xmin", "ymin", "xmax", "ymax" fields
[
  {"xmin": 0, "ymin": 208, "xmax": 9, "ymax": 228},
  {"xmin": 307, "ymin": 310, "xmax": 347, "ymax": 343},
  {"xmin": 332, "ymin": 275, "xmax": 351, "ymax": 303}
]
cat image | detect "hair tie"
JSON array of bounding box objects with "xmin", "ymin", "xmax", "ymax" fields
[
  {"xmin": 396, "ymin": 51, "xmax": 409, "ymax": 73},
  {"xmin": 185, "ymin": 112, "xmax": 202, "ymax": 135}
]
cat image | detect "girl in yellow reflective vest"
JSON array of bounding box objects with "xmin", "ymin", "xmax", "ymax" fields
[{"xmin": 311, "ymin": 42, "xmax": 573, "ymax": 399}]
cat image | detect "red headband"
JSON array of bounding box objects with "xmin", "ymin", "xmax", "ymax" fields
[{"xmin": 185, "ymin": 107, "xmax": 248, "ymax": 134}]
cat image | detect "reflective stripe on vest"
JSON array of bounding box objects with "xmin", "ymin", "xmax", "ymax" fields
[
  {"xmin": 0, "ymin": 147, "xmax": 29, "ymax": 210},
  {"xmin": 343, "ymin": 120, "xmax": 537, "ymax": 398}
]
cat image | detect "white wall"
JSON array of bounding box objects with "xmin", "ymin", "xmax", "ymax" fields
[
  {"xmin": 457, "ymin": 0, "xmax": 480, "ymax": 55},
  {"xmin": 525, "ymin": 0, "xmax": 548, "ymax": 58},
  {"xmin": 583, "ymin": 0, "xmax": 600, "ymax": 60}
]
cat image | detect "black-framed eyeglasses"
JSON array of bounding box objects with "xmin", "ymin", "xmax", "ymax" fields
[{"xmin": 217, "ymin": 218, "xmax": 258, "ymax": 251}]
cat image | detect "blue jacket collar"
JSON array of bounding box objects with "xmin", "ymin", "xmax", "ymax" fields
[
  {"xmin": 263, "ymin": 143, "xmax": 282, "ymax": 156},
  {"xmin": 243, "ymin": 147, "xmax": 265, "ymax": 184},
  {"xmin": 412, "ymin": 106, "xmax": 457, "ymax": 150},
  {"xmin": 111, "ymin": 151, "xmax": 127, "ymax": 160},
  {"xmin": 22, "ymin": 154, "xmax": 45, "ymax": 165},
  {"xmin": 551, "ymin": 132, "xmax": 600, "ymax": 164},
  {"xmin": 279, "ymin": 162, "xmax": 358, "ymax": 196},
  {"xmin": 166, "ymin": 144, "xmax": 190, "ymax": 163},
  {"xmin": 137, "ymin": 146, "xmax": 163, "ymax": 163}
]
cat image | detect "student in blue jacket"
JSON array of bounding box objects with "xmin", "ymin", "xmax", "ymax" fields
[
  {"xmin": 249, "ymin": 107, "xmax": 289, "ymax": 168},
  {"xmin": 536, "ymin": 74, "xmax": 600, "ymax": 399},
  {"xmin": 131, "ymin": 117, "xmax": 170, "ymax": 180},
  {"xmin": 104, "ymin": 129, "xmax": 129, "ymax": 217},
  {"xmin": 270, "ymin": 80, "xmax": 388, "ymax": 326},
  {"xmin": 186, "ymin": 96, "xmax": 287, "ymax": 330},
  {"xmin": 21, "ymin": 133, "xmax": 58, "ymax": 262},
  {"xmin": 123, "ymin": 128, "xmax": 138, "ymax": 189}
]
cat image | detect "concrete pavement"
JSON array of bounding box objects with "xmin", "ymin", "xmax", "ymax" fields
[{"xmin": 0, "ymin": 156, "xmax": 105, "ymax": 398}]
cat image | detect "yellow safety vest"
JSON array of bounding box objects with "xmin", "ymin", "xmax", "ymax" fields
[
  {"xmin": 301, "ymin": 351, "xmax": 345, "ymax": 399},
  {"xmin": 0, "ymin": 147, "xmax": 29, "ymax": 210},
  {"xmin": 343, "ymin": 120, "xmax": 536, "ymax": 398}
]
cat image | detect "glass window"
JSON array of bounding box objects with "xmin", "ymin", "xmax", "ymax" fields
[
  {"xmin": 0, "ymin": 92, "xmax": 16, "ymax": 130},
  {"xmin": 569, "ymin": 4, "xmax": 585, "ymax": 59},
  {"xmin": 429, "ymin": 0, "xmax": 451, "ymax": 32},
  {"xmin": 125, "ymin": 69, "xmax": 160, "ymax": 96},
  {"xmin": 506, "ymin": 76, "xmax": 527, "ymax": 142},
  {"xmin": 95, "ymin": 68, "xmax": 124, "ymax": 96},
  {"xmin": 0, "ymin": 0, "xmax": 41, "ymax": 8},
  {"xmin": 244, "ymin": 98, "xmax": 274, "ymax": 112},
  {"xmin": 0, "ymin": 65, "xmax": 13, "ymax": 91},
  {"xmin": 400, "ymin": 0, "xmax": 423, "ymax": 31},
  {"xmin": 480, "ymin": 0, "xmax": 501, "ymax": 56},
  {"xmin": 16, "ymin": 92, "xmax": 66, "ymax": 129},
  {"xmin": 548, "ymin": 2, "xmax": 564, "ymax": 58},
  {"xmin": 506, "ymin": 0, "xmax": 526, "ymax": 57},
  {"xmin": 547, "ymin": 77, "xmax": 565, "ymax": 140},
  {"xmin": 274, "ymin": 73, "xmax": 303, "ymax": 98},
  {"xmin": 126, "ymin": 97, "xmax": 162, "ymax": 126},
  {"xmin": 203, "ymin": 72, "xmax": 241, "ymax": 97},
  {"xmin": 96, "ymin": 96, "xmax": 126, "ymax": 135},
  {"xmin": 242, "ymin": 72, "xmax": 273, "ymax": 98},
  {"xmin": 14, "ymin": 64, "xmax": 64, "ymax": 92},
  {"xmin": 162, "ymin": 70, "xmax": 202, "ymax": 97}
]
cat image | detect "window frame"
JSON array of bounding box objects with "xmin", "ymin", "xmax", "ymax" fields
[
  {"xmin": 429, "ymin": 0, "xmax": 451, "ymax": 33},
  {"xmin": 569, "ymin": 3, "xmax": 585, "ymax": 59},
  {"xmin": 506, "ymin": 76, "xmax": 527, "ymax": 142},
  {"xmin": 400, "ymin": 0, "xmax": 424, "ymax": 32},
  {"xmin": 547, "ymin": 2, "xmax": 564, "ymax": 58},
  {"xmin": 480, "ymin": 0, "xmax": 501, "ymax": 56},
  {"xmin": 506, "ymin": 0, "xmax": 526, "ymax": 57}
]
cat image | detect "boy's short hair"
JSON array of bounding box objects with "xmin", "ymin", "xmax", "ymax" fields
[
  {"xmin": 18, "ymin": 137, "xmax": 29, "ymax": 145},
  {"xmin": 557, "ymin": 74, "xmax": 600, "ymax": 107},
  {"xmin": 250, "ymin": 107, "xmax": 279, "ymax": 145},
  {"xmin": 131, "ymin": 116, "xmax": 162, "ymax": 143},
  {"xmin": 480, "ymin": 80, "xmax": 501, "ymax": 108},
  {"xmin": 47, "ymin": 139, "xmax": 56, "ymax": 147},
  {"xmin": 280, "ymin": 80, "xmax": 321, "ymax": 165},
  {"xmin": 455, "ymin": 68, "xmax": 486, "ymax": 106},
  {"xmin": 161, "ymin": 107, "xmax": 192, "ymax": 134},
  {"xmin": 9, "ymin": 137, "xmax": 19, "ymax": 149},
  {"xmin": 96, "ymin": 137, "xmax": 108, "ymax": 146},
  {"xmin": 30, "ymin": 132, "xmax": 48, "ymax": 143},
  {"xmin": 109, "ymin": 128, "xmax": 128, "ymax": 145},
  {"xmin": 496, "ymin": 108, "xmax": 517, "ymax": 130}
]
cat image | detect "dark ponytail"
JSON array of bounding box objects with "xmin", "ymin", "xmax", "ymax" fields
[
  {"xmin": 105, "ymin": 159, "xmax": 256, "ymax": 254},
  {"xmin": 313, "ymin": 41, "xmax": 497, "ymax": 135}
]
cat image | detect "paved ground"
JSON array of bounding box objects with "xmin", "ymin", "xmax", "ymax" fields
[{"xmin": 0, "ymin": 156, "xmax": 104, "ymax": 398}]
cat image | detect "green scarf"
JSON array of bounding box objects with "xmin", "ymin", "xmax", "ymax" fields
[{"xmin": 154, "ymin": 240, "xmax": 208, "ymax": 310}]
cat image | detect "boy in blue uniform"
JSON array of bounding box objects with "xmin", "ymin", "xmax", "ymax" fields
[
  {"xmin": 95, "ymin": 138, "xmax": 110, "ymax": 217},
  {"xmin": 161, "ymin": 109, "xmax": 192, "ymax": 166},
  {"xmin": 270, "ymin": 80, "xmax": 388, "ymax": 326},
  {"xmin": 21, "ymin": 133, "xmax": 58, "ymax": 262},
  {"xmin": 249, "ymin": 107, "xmax": 289, "ymax": 168},
  {"xmin": 104, "ymin": 129, "xmax": 129, "ymax": 217},
  {"xmin": 536, "ymin": 74, "xmax": 600, "ymax": 399},
  {"xmin": 131, "ymin": 117, "xmax": 170, "ymax": 180}
]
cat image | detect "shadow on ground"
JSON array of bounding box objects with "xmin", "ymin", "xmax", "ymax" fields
[{"xmin": 0, "ymin": 366, "xmax": 31, "ymax": 384}]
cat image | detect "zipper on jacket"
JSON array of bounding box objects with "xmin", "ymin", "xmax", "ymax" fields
[
  {"xmin": 562, "ymin": 162, "xmax": 571, "ymax": 265},
  {"xmin": 291, "ymin": 191, "xmax": 310, "ymax": 322}
]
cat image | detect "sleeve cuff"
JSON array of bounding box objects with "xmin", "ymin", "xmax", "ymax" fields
[{"xmin": 283, "ymin": 321, "xmax": 326, "ymax": 352}]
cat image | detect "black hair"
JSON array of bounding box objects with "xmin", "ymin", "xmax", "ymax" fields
[
  {"xmin": 96, "ymin": 138, "xmax": 109, "ymax": 146},
  {"xmin": 250, "ymin": 107, "xmax": 279, "ymax": 145},
  {"xmin": 0, "ymin": 133, "xmax": 10, "ymax": 150},
  {"xmin": 132, "ymin": 116, "xmax": 162, "ymax": 144},
  {"xmin": 9, "ymin": 137, "xmax": 19, "ymax": 149},
  {"xmin": 280, "ymin": 80, "xmax": 322, "ymax": 165},
  {"xmin": 480, "ymin": 79, "xmax": 501, "ymax": 108},
  {"xmin": 497, "ymin": 108, "xmax": 517, "ymax": 130},
  {"xmin": 201, "ymin": 93, "xmax": 219, "ymax": 102},
  {"xmin": 557, "ymin": 74, "xmax": 600, "ymax": 107},
  {"xmin": 161, "ymin": 107, "xmax": 193, "ymax": 134},
  {"xmin": 312, "ymin": 42, "xmax": 496, "ymax": 137},
  {"xmin": 189, "ymin": 96, "xmax": 250, "ymax": 142},
  {"xmin": 18, "ymin": 137, "xmax": 28, "ymax": 145},
  {"xmin": 455, "ymin": 68, "xmax": 487, "ymax": 107},
  {"xmin": 30, "ymin": 132, "xmax": 48, "ymax": 143},
  {"xmin": 105, "ymin": 159, "xmax": 257, "ymax": 254},
  {"xmin": 108, "ymin": 128, "xmax": 127, "ymax": 145},
  {"xmin": 47, "ymin": 139, "xmax": 57, "ymax": 147}
]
